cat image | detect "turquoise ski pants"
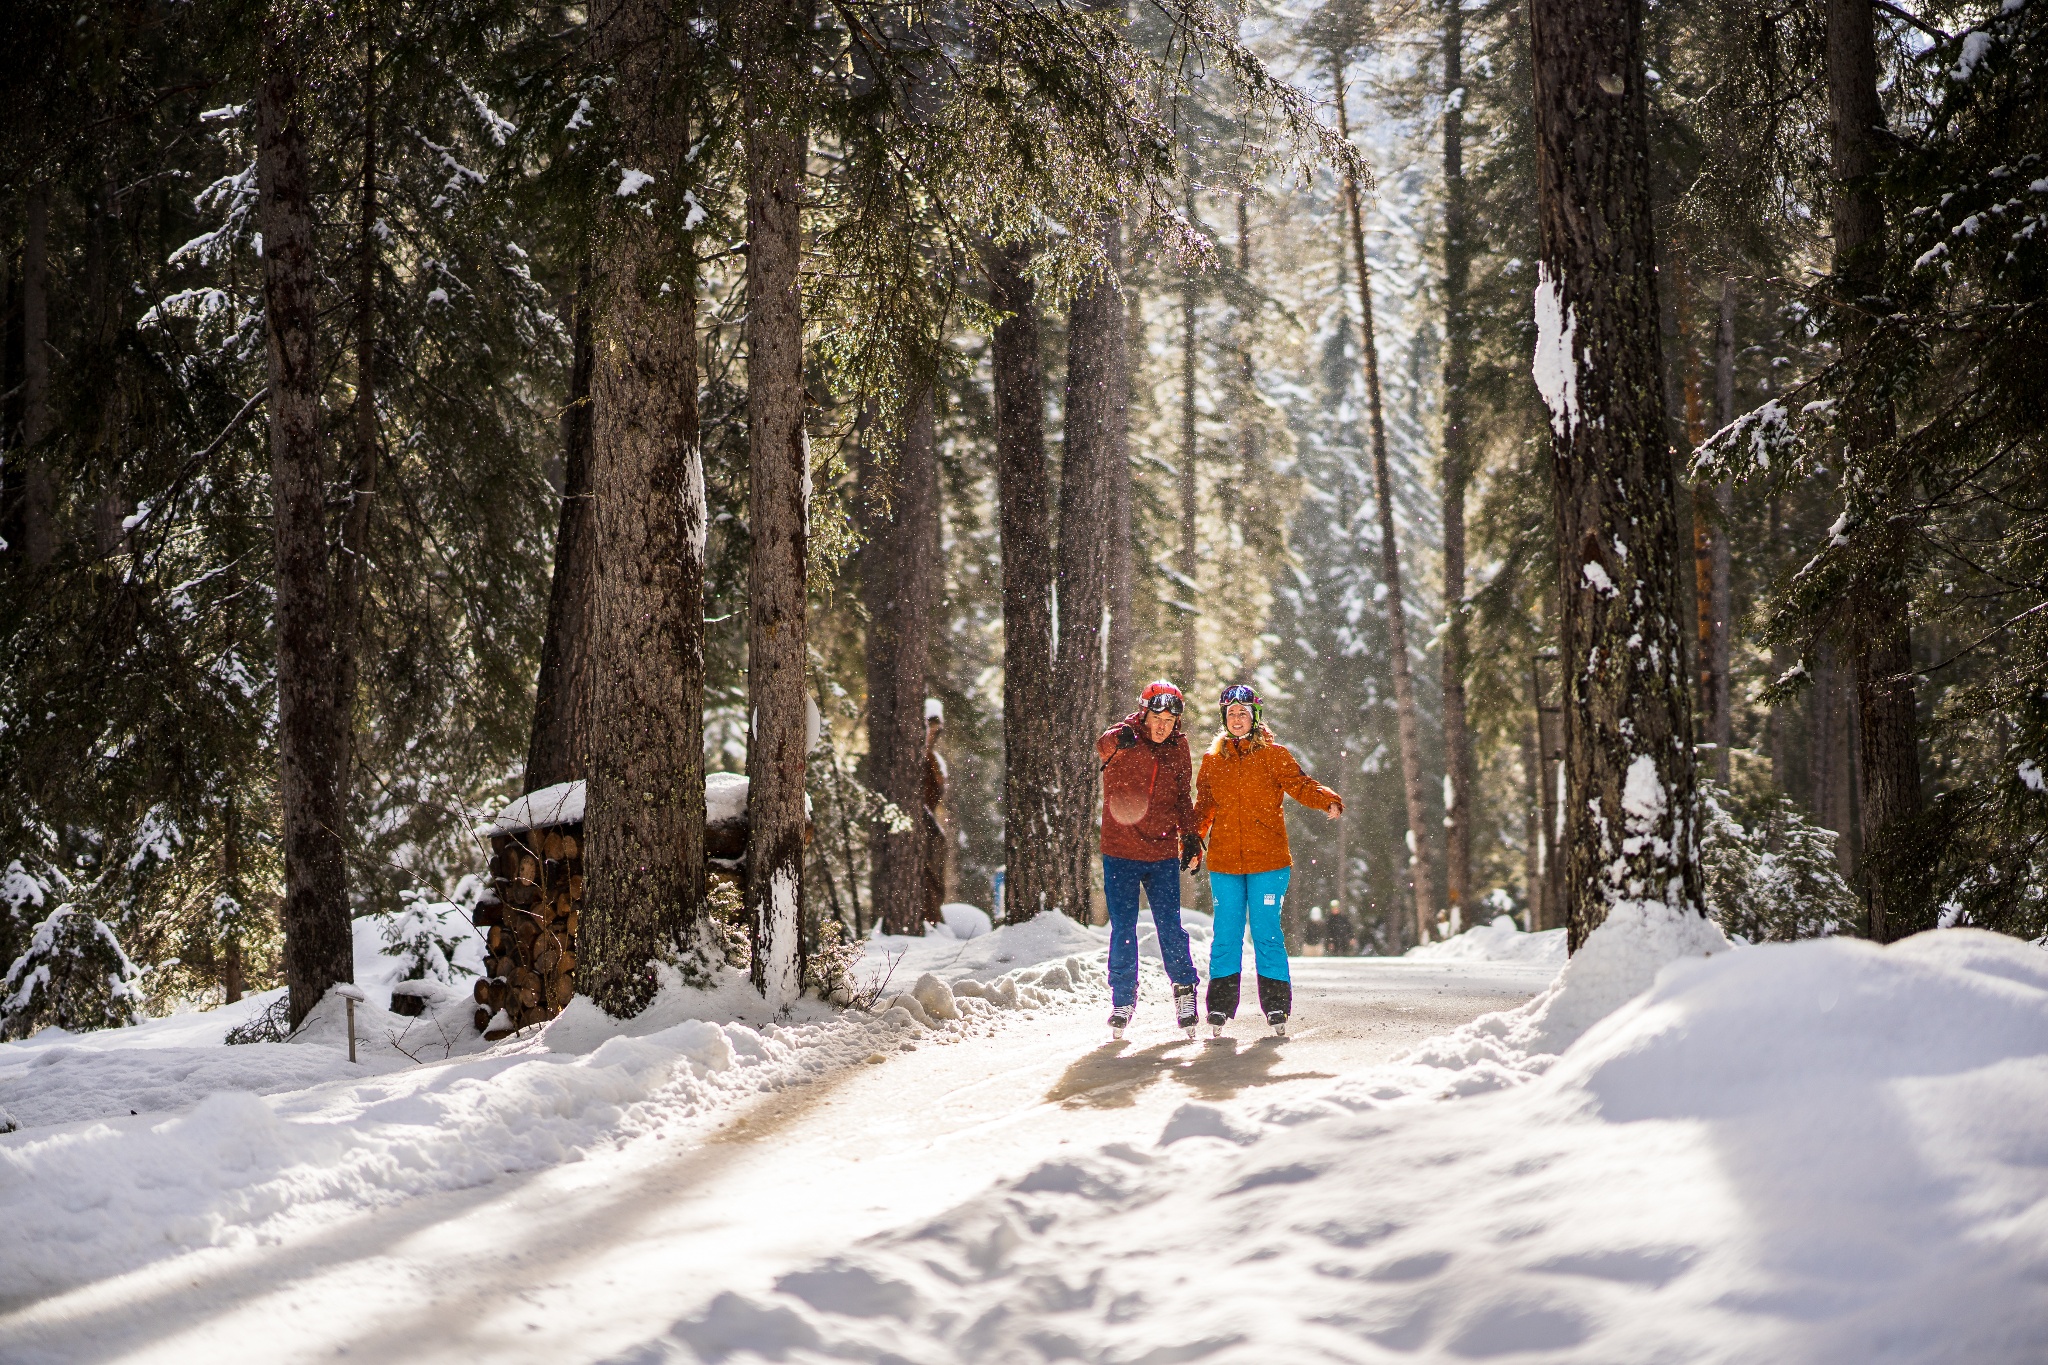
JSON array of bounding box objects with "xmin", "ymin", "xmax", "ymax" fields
[{"xmin": 1207, "ymin": 867, "xmax": 1292, "ymax": 982}]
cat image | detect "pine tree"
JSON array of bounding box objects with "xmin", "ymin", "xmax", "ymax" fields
[
  {"xmin": 578, "ymin": 0, "xmax": 710, "ymax": 1018},
  {"xmin": 1528, "ymin": 0, "xmax": 1702, "ymax": 946}
]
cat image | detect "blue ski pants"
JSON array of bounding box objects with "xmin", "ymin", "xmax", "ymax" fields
[
  {"xmin": 1103, "ymin": 855, "xmax": 1200, "ymax": 1008},
  {"xmin": 1207, "ymin": 867, "xmax": 1293, "ymax": 983}
]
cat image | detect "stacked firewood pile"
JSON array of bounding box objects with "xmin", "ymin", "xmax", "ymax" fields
[
  {"xmin": 472, "ymin": 822, "xmax": 582, "ymax": 1039},
  {"xmin": 470, "ymin": 772, "xmax": 762, "ymax": 1038}
]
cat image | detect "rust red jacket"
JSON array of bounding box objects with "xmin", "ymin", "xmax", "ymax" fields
[{"xmin": 1095, "ymin": 713, "xmax": 1196, "ymax": 863}]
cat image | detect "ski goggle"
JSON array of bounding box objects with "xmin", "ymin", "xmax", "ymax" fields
[
  {"xmin": 1142, "ymin": 692, "xmax": 1185, "ymax": 716},
  {"xmin": 1220, "ymin": 685, "xmax": 1260, "ymax": 708}
]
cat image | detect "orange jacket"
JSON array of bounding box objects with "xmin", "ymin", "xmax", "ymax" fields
[{"xmin": 1193, "ymin": 727, "xmax": 1342, "ymax": 875}]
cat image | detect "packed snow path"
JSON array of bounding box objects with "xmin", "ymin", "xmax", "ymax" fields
[{"xmin": 0, "ymin": 958, "xmax": 1547, "ymax": 1364}]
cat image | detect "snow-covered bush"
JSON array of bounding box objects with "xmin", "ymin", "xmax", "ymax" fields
[
  {"xmin": 376, "ymin": 890, "xmax": 480, "ymax": 988},
  {"xmin": 1, "ymin": 905, "xmax": 147, "ymax": 1040},
  {"xmin": 1698, "ymin": 779, "xmax": 1860, "ymax": 942}
]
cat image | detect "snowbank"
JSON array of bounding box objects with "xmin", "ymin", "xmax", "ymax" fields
[
  {"xmin": 1407, "ymin": 912, "xmax": 1567, "ymax": 966},
  {"xmin": 630, "ymin": 924, "xmax": 2048, "ymax": 1363},
  {"xmin": 0, "ymin": 909, "xmax": 1112, "ymax": 1302}
]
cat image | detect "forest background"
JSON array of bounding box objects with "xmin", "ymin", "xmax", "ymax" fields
[{"xmin": 2, "ymin": 0, "xmax": 2043, "ymax": 1019}]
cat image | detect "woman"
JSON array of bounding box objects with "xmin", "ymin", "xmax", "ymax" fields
[
  {"xmin": 1095, "ymin": 680, "xmax": 1205, "ymax": 1038},
  {"xmin": 1193, "ymin": 684, "xmax": 1343, "ymax": 1036}
]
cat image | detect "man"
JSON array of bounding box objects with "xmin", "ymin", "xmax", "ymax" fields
[
  {"xmin": 1096, "ymin": 681, "xmax": 1205, "ymax": 1038},
  {"xmin": 922, "ymin": 698, "xmax": 948, "ymax": 926}
]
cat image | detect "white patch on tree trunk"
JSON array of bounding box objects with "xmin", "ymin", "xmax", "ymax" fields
[
  {"xmin": 1622, "ymin": 754, "xmax": 1666, "ymax": 830},
  {"xmin": 764, "ymin": 867, "xmax": 801, "ymax": 1011},
  {"xmin": 682, "ymin": 441, "xmax": 707, "ymax": 562},
  {"xmin": 1532, "ymin": 263, "xmax": 1580, "ymax": 440}
]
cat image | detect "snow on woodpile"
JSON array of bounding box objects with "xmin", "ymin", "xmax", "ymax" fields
[
  {"xmin": 636, "ymin": 926, "xmax": 2048, "ymax": 1364},
  {"xmin": 1406, "ymin": 913, "xmax": 1567, "ymax": 966},
  {"xmin": 481, "ymin": 779, "xmax": 585, "ymax": 836}
]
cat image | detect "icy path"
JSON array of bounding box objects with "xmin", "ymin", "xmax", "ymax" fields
[{"xmin": 0, "ymin": 958, "xmax": 1547, "ymax": 1365}]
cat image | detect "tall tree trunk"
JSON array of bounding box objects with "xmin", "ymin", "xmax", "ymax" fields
[
  {"xmin": 330, "ymin": 35, "xmax": 380, "ymax": 846},
  {"xmin": 1708, "ymin": 274, "xmax": 1736, "ymax": 783},
  {"xmin": 860, "ymin": 390, "xmax": 937, "ymax": 934},
  {"xmin": 1825, "ymin": 0, "xmax": 1920, "ymax": 941},
  {"xmin": 1336, "ymin": 66, "xmax": 1437, "ymax": 942},
  {"xmin": 257, "ymin": 15, "xmax": 353, "ymax": 1026},
  {"xmin": 1528, "ymin": 0, "xmax": 1702, "ymax": 950},
  {"xmin": 1234, "ymin": 192, "xmax": 1262, "ymax": 528},
  {"xmin": 580, "ymin": 0, "xmax": 706, "ymax": 1018},
  {"xmin": 741, "ymin": 0, "xmax": 812, "ymax": 1004},
  {"xmin": 526, "ymin": 263, "xmax": 598, "ymax": 790},
  {"xmin": 1438, "ymin": 0, "xmax": 1476, "ymax": 930},
  {"xmin": 1177, "ymin": 266, "xmax": 1199, "ymax": 687},
  {"xmin": 1051, "ymin": 223, "xmax": 1122, "ymax": 920},
  {"xmin": 20, "ymin": 180, "xmax": 55, "ymax": 569},
  {"xmin": 1106, "ymin": 280, "xmax": 1141, "ymax": 715},
  {"xmin": 989, "ymin": 242, "xmax": 1060, "ymax": 921},
  {"xmin": 222, "ymin": 793, "xmax": 246, "ymax": 1003},
  {"xmin": 1519, "ymin": 717, "xmax": 1544, "ymax": 931}
]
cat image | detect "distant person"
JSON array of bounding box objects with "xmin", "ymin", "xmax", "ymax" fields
[
  {"xmin": 922, "ymin": 698, "xmax": 948, "ymax": 927},
  {"xmin": 1096, "ymin": 681, "xmax": 1205, "ymax": 1039},
  {"xmin": 1326, "ymin": 903, "xmax": 1356, "ymax": 957},
  {"xmin": 1193, "ymin": 684, "xmax": 1343, "ymax": 1036}
]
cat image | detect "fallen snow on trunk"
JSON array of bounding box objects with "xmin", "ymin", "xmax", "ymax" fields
[
  {"xmin": 0, "ymin": 920, "xmax": 1122, "ymax": 1303},
  {"xmin": 631, "ymin": 924, "xmax": 2048, "ymax": 1364}
]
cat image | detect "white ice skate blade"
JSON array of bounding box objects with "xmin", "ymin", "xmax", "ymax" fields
[
  {"xmin": 1183, "ymin": 1026, "xmax": 1197, "ymax": 1039},
  {"xmin": 1210, "ymin": 1024, "xmax": 1224, "ymax": 1039},
  {"xmin": 1111, "ymin": 1025, "xmax": 1126, "ymax": 1040},
  {"xmin": 1271, "ymin": 1021, "xmax": 1287, "ymax": 1037}
]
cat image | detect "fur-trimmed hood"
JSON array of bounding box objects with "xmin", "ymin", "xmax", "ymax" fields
[{"xmin": 1207, "ymin": 724, "xmax": 1276, "ymax": 756}]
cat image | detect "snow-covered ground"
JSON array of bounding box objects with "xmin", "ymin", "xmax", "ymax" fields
[
  {"xmin": 5, "ymin": 906, "xmax": 2046, "ymax": 1362},
  {"xmin": 1407, "ymin": 912, "xmax": 1569, "ymax": 966}
]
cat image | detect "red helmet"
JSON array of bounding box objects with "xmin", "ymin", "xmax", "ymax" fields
[{"xmin": 1139, "ymin": 680, "xmax": 1185, "ymax": 716}]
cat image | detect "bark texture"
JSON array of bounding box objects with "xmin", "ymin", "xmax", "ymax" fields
[
  {"xmin": 741, "ymin": 0, "xmax": 812, "ymax": 1004},
  {"xmin": 988, "ymin": 242, "xmax": 1061, "ymax": 921},
  {"xmin": 257, "ymin": 19, "xmax": 354, "ymax": 1026},
  {"xmin": 527, "ymin": 266, "xmax": 598, "ymax": 790},
  {"xmin": 579, "ymin": 0, "xmax": 706, "ymax": 1018},
  {"xmin": 1528, "ymin": 0, "xmax": 1702, "ymax": 951},
  {"xmin": 1826, "ymin": 0, "xmax": 1921, "ymax": 941},
  {"xmin": 1438, "ymin": 0, "xmax": 1476, "ymax": 928},
  {"xmin": 1337, "ymin": 70, "xmax": 1437, "ymax": 942},
  {"xmin": 859, "ymin": 391, "xmax": 938, "ymax": 935},
  {"xmin": 1051, "ymin": 222, "xmax": 1122, "ymax": 919}
]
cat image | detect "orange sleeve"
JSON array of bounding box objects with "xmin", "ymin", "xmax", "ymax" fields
[{"xmin": 1272, "ymin": 745, "xmax": 1342, "ymax": 813}]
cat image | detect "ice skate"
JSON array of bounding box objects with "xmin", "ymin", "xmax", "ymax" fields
[
  {"xmin": 1108, "ymin": 1005, "xmax": 1135, "ymax": 1039},
  {"xmin": 1207, "ymin": 1010, "xmax": 1228, "ymax": 1039},
  {"xmin": 1174, "ymin": 982, "xmax": 1199, "ymax": 1038},
  {"xmin": 1266, "ymin": 1010, "xmax": 1288, "ymax": 1037}
]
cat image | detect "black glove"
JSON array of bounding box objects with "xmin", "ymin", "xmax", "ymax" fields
[
  {"xmin": 1181, "ymin": 833, "xmax": 1204, "ymax": 869},
  {"xmin": 1115, "ymin": 725, "xmax": 1139, "ymax": 749}
]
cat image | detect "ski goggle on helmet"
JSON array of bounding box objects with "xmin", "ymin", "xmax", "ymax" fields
[
  {"xmin": 1220, "ymin": 684, "xmax": 1263, "ymax": 730},
  {"xmin": 1139, "ymin": 681, "xmax": 1185, "ymax": 716}
]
